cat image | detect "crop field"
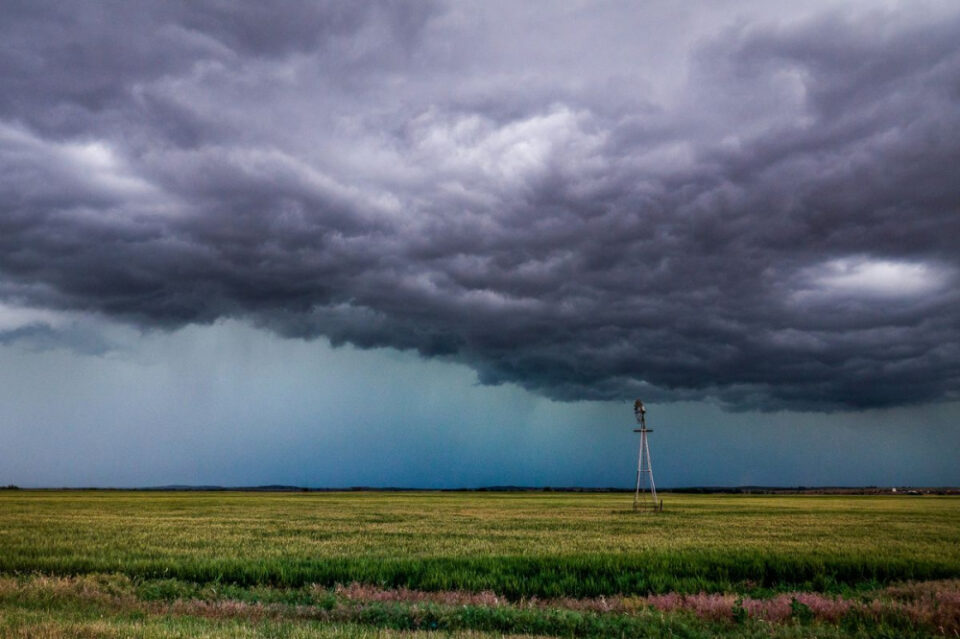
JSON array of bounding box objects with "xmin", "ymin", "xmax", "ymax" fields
[{"xmin": 1, "ymin": 491, "xmax": 958, "ymax": 637}]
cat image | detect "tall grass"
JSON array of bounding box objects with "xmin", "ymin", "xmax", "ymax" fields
[
  {"xmin": 1, "ymin": 574, "xmax": 956, "ymax": 639},
  {"xmin": 2, "ymin": 552, "xmax": 955, "ymax": 598}
]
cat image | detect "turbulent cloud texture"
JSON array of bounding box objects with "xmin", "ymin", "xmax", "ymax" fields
[{"xmin": 1, "ymin": 1, "xmax": 959, "ymax": 410}]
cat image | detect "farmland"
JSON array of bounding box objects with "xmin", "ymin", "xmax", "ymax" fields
[{"xmin": 1, "ymin": 491, "xmax": 958, "ymax": 637}]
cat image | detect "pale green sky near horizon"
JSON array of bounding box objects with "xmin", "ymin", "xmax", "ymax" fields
[{"xmin": 2, "ymin": 319, "xmax": 957, "ymax": 489}]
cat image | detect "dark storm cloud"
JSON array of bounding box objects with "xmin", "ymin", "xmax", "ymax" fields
[{"xmin": 1, "ymin": 1, "xmax": 959, "ymax": 410}]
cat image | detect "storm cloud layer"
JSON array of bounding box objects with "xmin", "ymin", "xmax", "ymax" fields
[{"xmin": 1, "ymin": 1, "xmax": 959, "ymax": 410}]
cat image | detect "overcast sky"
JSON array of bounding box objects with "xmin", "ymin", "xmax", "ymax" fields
[{"xmin": 1, "ymin": 1, "xmax": 958, "ymax": 487}]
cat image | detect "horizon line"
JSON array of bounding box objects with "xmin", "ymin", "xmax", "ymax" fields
[{"xmin": 3, "ymin": 484, "xmax": 958, "ymax": 493}]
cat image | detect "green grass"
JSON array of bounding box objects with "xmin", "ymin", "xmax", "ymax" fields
[
  {"xmin": 1, "ymin": 491, "xmax": 958, "ymax": 598},
  {"xmin": 2, "ymin": 491, "xmax": 959, "ymax": 637},
  {"xmin": 0, "ymin": 607, "xmax": 550, "ymax": 639},
  {"xmin": 0, "ymin": 573, "xmax": 951, "ymax": 639},
  {"xmin": 3, "ymin": 603, "xmax": 919, "ymax": 639}
]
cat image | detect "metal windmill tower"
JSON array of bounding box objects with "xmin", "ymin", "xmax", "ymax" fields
[{"xmin": 632, "ymin": 399, "xmax": 661, "ymax": 512}]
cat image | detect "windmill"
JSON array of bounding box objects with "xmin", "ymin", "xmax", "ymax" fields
[{"xmin": 632, "ymin": 399, "xmax": 662, "ymax": 512}]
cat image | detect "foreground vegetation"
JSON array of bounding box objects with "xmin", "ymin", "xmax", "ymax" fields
[
  {"xmin": 1, "ymin": 573, "xmax": 957, "ymax": 638},
  {"xmin": 1, "ymin": 491, "xmax": 958, "ymax": 636}
]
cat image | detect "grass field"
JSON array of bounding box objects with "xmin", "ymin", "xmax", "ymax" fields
[{"xmin": 1, "ymin": 491, "xmax": 958, "ymax": 637}]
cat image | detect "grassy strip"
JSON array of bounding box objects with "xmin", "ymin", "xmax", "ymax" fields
[
  {"xmin": 1, "ymin": 574, "xmax": 955, "ymax": 638},
  {"xmin": 0, "ymin": 595, "xmax": 938, "ymax": 639},
  {"xmin": 2, "ymin": 551, "xmax": 958, "ymax": 597},
  {"xmin": 0, "ymin": 608, "xmax": 541, "ymax": 639},
  {"xmin": 5, "ymin": 606, "xmax": 931, "ymax": 639}
]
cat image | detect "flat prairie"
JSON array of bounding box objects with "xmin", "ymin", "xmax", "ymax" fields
[{"xmin": 1, "ymin": 491, "xmax": 958, "ymax": 637}]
